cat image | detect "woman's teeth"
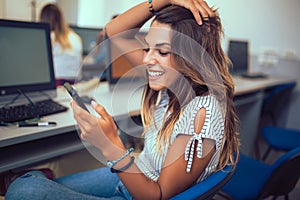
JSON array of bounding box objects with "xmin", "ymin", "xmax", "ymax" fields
[{"xmin": 148, "ymin": 71, "xmax": 165, "ymax": 77}]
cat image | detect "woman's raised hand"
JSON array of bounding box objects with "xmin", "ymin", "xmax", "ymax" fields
[{"xmin": 169, "ymin": 0, "xmax": 215, "ymax": 24}]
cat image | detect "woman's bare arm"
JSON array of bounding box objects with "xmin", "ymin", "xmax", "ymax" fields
[
  {"xmin": 106, "ymin": 0, "xmax": 215, "ymax": 37},
  {"xmin": 105, "ymin": 0, "xmax": 169, "ymax": 38}
]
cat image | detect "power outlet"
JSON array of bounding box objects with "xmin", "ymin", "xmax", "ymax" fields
[
  {"xmin": 282, "ymin": 49, "xmax": 298, "ymax": 60},
  {"xmin": 258, "ymin": 48, "xmax": 279, "ymax": 66}
]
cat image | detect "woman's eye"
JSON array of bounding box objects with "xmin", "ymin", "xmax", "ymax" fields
[
  {"xmin": 143, "ymin": 48, "xmax": 150, "ymax": 52},
  {"xmin": 159, "ymin": 50, "xmax": 170, "ymax": 56}
]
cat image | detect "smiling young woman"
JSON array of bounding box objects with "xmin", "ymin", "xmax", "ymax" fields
[{"xmin": 6, "ymin": 0, "xmax": 239, "ymax": 199}]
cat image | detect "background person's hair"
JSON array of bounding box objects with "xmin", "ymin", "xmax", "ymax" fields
[
  {"xmin": 39, "ymin": 3, "xmax": 73, "ymax": 51},
  {"xmin": 141, "ymin": 5, "xmax": 239, "ymax": 170}
]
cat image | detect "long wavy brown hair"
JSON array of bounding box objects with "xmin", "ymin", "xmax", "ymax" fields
[
  {"xmin": 141, "ymin": 6, "xmax": 240, "ymax": 170},
  {"xmin": 39, "ymin": 3, "xmax": 72, "ymax": 51}
]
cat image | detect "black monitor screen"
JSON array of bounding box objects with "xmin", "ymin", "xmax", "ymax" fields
[
  {"xmin": 227, "ymin": 40, "xmax": 249, "ymax": 75},
  {"xmin": 0, "ymin": 19, "xmax": 55, "ymax": 96},
  {"xmin": 69, "ymin": 25, "xmax": 102, "ymax": 56}
]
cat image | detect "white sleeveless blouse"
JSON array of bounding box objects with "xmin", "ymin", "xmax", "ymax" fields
[{"xmin": 136, "ymin": 90, "xmax": 225, "ymax": 182}]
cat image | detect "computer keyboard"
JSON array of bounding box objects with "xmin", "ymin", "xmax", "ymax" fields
[
  {"xmin": 0, "ymin": 99, "xmax": 68, "ymax": 123},
  {"xmin": 241, "ymin": 73, "xmax": 268, "ymax": 79}
]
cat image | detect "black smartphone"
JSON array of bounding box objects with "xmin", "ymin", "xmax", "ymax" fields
[{"xmin": 63, "ymin": 82, "xmax": 90, "ymax": 113}]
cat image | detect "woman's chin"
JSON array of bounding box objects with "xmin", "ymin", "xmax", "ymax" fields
[{"xmin": 148, "ymin": 81, "xmax": 165, "ymax": 91}]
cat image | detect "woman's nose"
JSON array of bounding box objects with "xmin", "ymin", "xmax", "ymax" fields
[{"xmin": 143, "ymin": 49, "xmax": 156, "ymax": 65}]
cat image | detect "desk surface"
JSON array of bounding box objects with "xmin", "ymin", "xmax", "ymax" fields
[
  {"xmin": 233, "ymin": 75, "xmax": 295, "ymax": 95},
  {"xmin": 0, "ymin": 75, "xmax": 295, "ymax": 148}
]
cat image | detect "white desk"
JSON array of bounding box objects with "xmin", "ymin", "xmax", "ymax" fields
[
  {"xmin": 233, "ymin": 76, "xmax": 295, "ymax": 96},
  {"xmin": 0, "ymin": 76, "xmax": 296, "ymax": 173}
]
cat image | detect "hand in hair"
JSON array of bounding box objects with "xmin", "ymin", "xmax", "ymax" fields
[{"xmin": 170, "ymin": 0, "xmax": 215, "ymax": 24}]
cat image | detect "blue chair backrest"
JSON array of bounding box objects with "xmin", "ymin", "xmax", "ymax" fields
[
  {"xmin": 171, "ymin": 165, "xmax": 234, "ymax": 200},
  {"xmin": 258, "ymin": 146, "xmax": 300, "ymax": 198},
  {"xmin": 263, "ymin": 82, "xmax": 296, "ymax": 108},
  {"xmin": 270, "ymin": 146, "xmax": 300, "ymax": 172},
  {"xmin": 262, "ymin": 82, "xmax": 296, "ymax": 126}
]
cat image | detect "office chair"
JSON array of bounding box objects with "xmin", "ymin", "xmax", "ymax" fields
[
  {"xmin": 257, "ymin": 82, "xmax": 298, "ymax": 160},
  {"xmin": 261, "ymin": 126, "xmax": 300, "ymax": 160},
  {"xmin": 219, "ymin": 146, "xmax": 300, "ymax": 200},
  {"xmin": 171, "ymin": 165, "xmax": 235, "ymax": 200},
  {"xmin": 261, "ymin": 82, "xmax": 296, "ymax": 127}
]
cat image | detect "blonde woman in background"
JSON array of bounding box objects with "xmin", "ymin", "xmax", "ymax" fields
[{"xmin": 40, "ymin": 3, "xmax": 83, "ymax": 86}]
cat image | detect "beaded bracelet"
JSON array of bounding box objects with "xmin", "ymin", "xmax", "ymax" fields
[
  {"xmin": 147, "ymin": 0, "xmax": 155, "ymax": 13},
  {"xmin": 110, "ymin": 156, "xmax": 135, "ymax": 173},
  {"xmin": 106, "ymin": 147, "xmax": 134, "ymax": 168}
]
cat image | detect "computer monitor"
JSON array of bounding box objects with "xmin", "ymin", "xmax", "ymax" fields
[
  {"xmin": 106, "ymin": 32, "xmax": 147, "ymax": 85},
  {"xmin": 69, "ymin": 25, "xmax": 102, "ymax": 56},
  {"xmin": 227, "ymin": 40, "xmax": 249, "ymax": 75},
  {"xmin": 0, "ymin": 19, "xmax": 56, "ymax": 97}
]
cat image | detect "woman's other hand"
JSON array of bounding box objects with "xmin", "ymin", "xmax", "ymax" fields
[{"xmin": 71, "ymin": 100, "xmax": 124, "ymax": 153}]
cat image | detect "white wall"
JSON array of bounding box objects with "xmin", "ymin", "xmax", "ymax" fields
[
  {"xmin": 57, "ymin": 0, "xmax": 78, "ymax": 25},
  {"xmin": 3, "ymin": 0, "xmax": 32, "ymax": 21},
  {"xmin": 75, "ymin": 0, "xmax": 143, "ymax": 28},
  {"xmin": 209, "ymin": 0, "xmax": 300, "ymax": 58},
  {"xmin": 1, "ymin": 0, "xmax": 56, "ymax": 21},
  {"xmin": 0, "ymin": 0, "xmax": 5, "ymax": 18}
]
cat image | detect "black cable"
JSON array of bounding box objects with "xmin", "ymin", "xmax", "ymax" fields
[
  {"xmin": 17, "ymin": 89, "xmax": 40, "ymax": 120},
  {"xmin": 0, "ymin": 93, "xmax": 21, "ymax": 108},
  {"xmin": 17, "ymin": 89, "xmax": 35, "ymax": 107}
]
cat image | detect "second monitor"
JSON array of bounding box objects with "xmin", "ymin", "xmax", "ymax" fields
[
  {"xmin": 69, "ymin": 25, "xmax": 102, "ymax": 56},
  {"xmin": 227, "ymin": 39, "xmax": 267, "ymax": 78},
  {"xmin": 227, "ymin": 39, "xmax": 249, "ymax": 76},
  {"xmin": 106, "ymin": 32, "xmax": 147, "ymax": 86}
]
